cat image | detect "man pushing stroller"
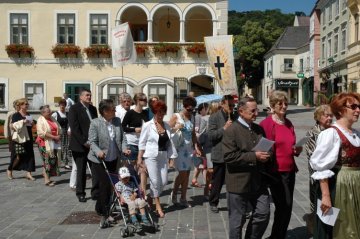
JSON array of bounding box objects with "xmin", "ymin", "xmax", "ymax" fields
[{"xmin": 115, "ymin": 167, "xmax": 151, "ymax": 230}]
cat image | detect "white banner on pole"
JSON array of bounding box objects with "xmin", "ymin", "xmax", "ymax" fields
[
  {"xmin": 111, "ymin": 22, "xmax": 137, "ymax": 68},
  {"xmin": 204, "ymin": 35, "xmax": 238, "ymax": 95}
]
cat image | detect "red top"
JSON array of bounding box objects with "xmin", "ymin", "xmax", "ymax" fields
[
  {"xmin": 274, "ymin": 124, "xmax": 296, "ymax": 171},
  {"xmin": 46, "ymin": 119, "xmax": 58, "ymax": 136},
  {"xmin": 259, "ymin": 116, "xmax": 297, "ymax": 172}
]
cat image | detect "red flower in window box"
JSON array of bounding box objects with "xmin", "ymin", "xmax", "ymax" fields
[
  {"xmin": 153, "ymin": 43, "xmax": 180, "ymax": 55},
  {"xmin": 5, "ymin": 44, "xmax": 34, "ymax": 58},
  {"xmin": 135, "ymin": 44, "xmax": 149, "ymax": 56},
  {"xmin": 83, "ymin": 45, "xmax": 111, "ymax": 58},
  {"xmin": 51, "ymin": 44, "xmax": 81, "ymax": 58},
  {"xmin": 185, "ymin": 43, "xmax": 206, "ymax": 57}
]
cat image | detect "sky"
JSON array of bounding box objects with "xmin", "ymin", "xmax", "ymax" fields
[{"xmin": 229, "ymin": 0, "xmax": 317, "ymax": 16}]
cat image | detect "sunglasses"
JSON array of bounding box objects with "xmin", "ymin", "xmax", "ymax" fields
[
  {"xmin": 139, "ymin": 99, "xmax": 147, "ymax": 102},
  {"xmin": 250, "ymin": 108, "xmax": 259, "ymax": 113},
  {"xmin": 228, "ymin": 104, "xmax": 235, "ymax": 107},
  {"xmin": 186, "ymin": 108, "xmax": 194, "ymax": 112},
  {"xmin": 345, "ymin": 104, "xmax": 360, "ymax": 110}
]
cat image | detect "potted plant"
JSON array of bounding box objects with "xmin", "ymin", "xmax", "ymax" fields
[
  {"xmin": 153, "ymin": 43, "xmax": 180, "ymax": 56},
  {"xmin": 83, "ymin": 45, "xmax": 111, "ymax": 58},
  {"xmin": 135, "ymin": 44, "xmax": 149, "ymax": 57},
  {"xmin": 185, "ymin": 43, "xmax": 206, "ymax": 57},
  {"xmin": 5, "ymin": 44, "xmax": 34, "ymax": 58},
  {"xmin": 51, "ymin": 44, "xmax": 81, "ymax": 58}
]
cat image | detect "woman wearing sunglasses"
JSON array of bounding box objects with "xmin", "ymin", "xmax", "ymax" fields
[
  {"xmin": 310, "ymin": 93, "xmax": 360, "ymax": 239},
  {"xmin": 169, "ymin": 96, "xmax": 201, "ymax": 208},
  {"xmin": 260, "ymin": 90, "xmax": 302, "ymax": 239}
]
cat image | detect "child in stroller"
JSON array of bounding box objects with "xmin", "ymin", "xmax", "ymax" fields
[{"xmin": 115, "ymin": 167, "xmax": 151, "ymax": 230}]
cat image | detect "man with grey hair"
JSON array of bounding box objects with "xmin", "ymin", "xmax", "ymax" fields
[
  {"xmin": 223, "ymin": 97, "xmax": 271, "ymax": 239},
  {"xmin": 116, "ymin": 92, "xmax": 132, "ymax": 122}
]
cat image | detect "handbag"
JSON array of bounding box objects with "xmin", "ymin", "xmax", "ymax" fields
[{"xmin": 171, "ymin": 129, "xmax": 184, "ymax": 148}]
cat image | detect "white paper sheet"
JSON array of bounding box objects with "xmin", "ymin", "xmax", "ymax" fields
[
  {"xmin": 252, "ymin": 137, "xmax": 274, "ymax": 152},
  {"xmin": 316, "ymin": 199, "xmax": 340, "ymax": 226},
  {"xmin": 295, "ymin": 136, "xmax": 310, "ymax": 147}
]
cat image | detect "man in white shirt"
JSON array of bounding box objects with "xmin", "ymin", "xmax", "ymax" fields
[
  {"xmin": 115, "ymin": 92, "xmax": 132, "ymax": 122},
  {"xmin": 63, "ymin": 93, "xmax": 75, "ymax": 112}
]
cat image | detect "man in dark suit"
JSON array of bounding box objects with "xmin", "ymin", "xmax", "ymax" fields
[
  {"xmin": 68, "ymin": 89, "xmax": 98, "ymax": 202},
  {"xmin": 208, "ymin": 95, "xmax": 236, "ymax": 213},
  {"xmin": 223, "ymin": 97, "xmax": 270, "ymax": 239}
]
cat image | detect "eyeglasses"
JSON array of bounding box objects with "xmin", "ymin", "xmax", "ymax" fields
[
  {"xmin": 185, "ymin": 108, "xmax": 194, "ymax": 112},
  {"xmin": 139, "ymin": 99, "xmax": 147, "ymax": 102},
  {"xmin": 345, "ymin": 104, "xmax": 360, "ymax": 110},
  {"xmin": 23, "ymin": 103, "xmax": 29, "ymax": 106},
  {"xmin": 122, "ymin": 100, "xmax": 131, "ymax": 103},
  {"xmin": 228, "ymin": 104, "xmax": 235, "ymax": 107},
  {"xmin": 249, "ymin": 108, "xmax": 259, "ymax": 113}
]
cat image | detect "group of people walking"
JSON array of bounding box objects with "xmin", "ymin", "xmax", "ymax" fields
[{"xmin": 4, "ymin": 89, "xmax": 360, "ymax": 238}]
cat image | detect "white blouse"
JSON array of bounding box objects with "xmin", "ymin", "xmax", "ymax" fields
[{"xmin": 310, "ymin": 122, "xmax": 360, "ymax": 180}]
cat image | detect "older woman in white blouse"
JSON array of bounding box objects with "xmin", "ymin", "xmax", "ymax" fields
[
  {"xmin": 310, "ymin": 93, "xmax": 360, "ymax": 239},
  {"xmin": 137, "ymin": 100, "xmax": 177, "ymax": 218}
]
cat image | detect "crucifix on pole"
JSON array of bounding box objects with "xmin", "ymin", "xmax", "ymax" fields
[{"xmin": 214, "ymin": 56, "xmax": 225, "ymax": 80}]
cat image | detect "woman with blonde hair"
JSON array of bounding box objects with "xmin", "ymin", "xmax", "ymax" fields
[
  {"xmin": 8, "ymin": 98, "xmax": 36, "ymax": 180},
  {"xmin": 36, "ymin": 105, "xmax": 61, "ymax": 186},
  {"xmin": 260, "ymin": 91, "xmax": 302, "ymax": 239}
]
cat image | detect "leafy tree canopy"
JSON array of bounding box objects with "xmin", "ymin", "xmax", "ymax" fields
[{"xmin": 229, "ymin": 9, "xmax": 296, "ymax": 88}]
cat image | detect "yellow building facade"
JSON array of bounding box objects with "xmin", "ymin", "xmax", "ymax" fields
[
  {"xmin": 0, "ymin": 1, "xmax": 228, "ymax": 119},
  {"xmin": 347, "ymin": 0, "xmax": 360, "ymax": 92}
]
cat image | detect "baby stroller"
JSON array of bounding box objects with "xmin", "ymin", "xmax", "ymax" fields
[{"xmin": 101, "ymin": 161, "xmax": 158, "ymax": 238}]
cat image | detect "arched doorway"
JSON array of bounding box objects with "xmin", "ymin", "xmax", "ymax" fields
[{"xmin": 190, "ymin": 75, "xmax": 214, "ymax": 96}]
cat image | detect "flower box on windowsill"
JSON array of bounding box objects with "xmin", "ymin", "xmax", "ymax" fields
[
  {"xmin": 185, "ymin": 43, "xmax": 206, "ymax": 57},
  {"xmin": 153, "ymin": 43, "xmax": 180, "ymax": 56},
  {"xmin": 5, "ymin": 44, "xmax": 34, "ymax": 58},
  {"xmin": 135, "ymin": 44, "xmax": 150, "ymax": 57},
  {"xmin": 51, "ymin": 44, "xmax": 81, "ymax": 58},
  {"xmin": 83, "ymin": 45, "xmax": 111, "ymax": 58}
]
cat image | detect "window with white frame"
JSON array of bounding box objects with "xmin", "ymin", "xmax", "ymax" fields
[
  {"xmin": 327, "ymin": 37, "xmax": 332, "ymax": 57},
  {"xmin": 10, "ymin": 13, "xmax": 28, "ymax": 44},
  {"xmin": 108, "ymin": 84, "xmax": 126, "ymax": 103},
  {"xmin": 322, "ymin": 37, "xmax": 326, "ymax": 59},
  {"xmin": 25, "ymin": 83, "xmax": 44, "ymax": 108},
  {"xmin": 0, "ymin": 84, "xmax": 5, "ymax": 108},
  {"xmin": 299, "ymin": 59, "xmax": 304, "ymax": 73},
  {"xmin": 148, "ymin": 84, "xmax": 167, "ymax": 103},
  {"xmin": 342, "ymin": 0, "xmax": 347, "ymax": 10},
  {"xmin": 57, "ymin": 14, "xmax": 75, "ymax": 44},
  {"xmin": 356, "ymin": 14, "xmax": 359, "ymax": 42},
  {"xmin": 90, "ymin": 14, "xmax": 108, "ymax": 45},
  {"xmin": 334, "ymin": 33, "xmax": 339, "ymax": 55},
  {"xmin": 341, "ymin": 24, "xmax": 346, "ymax": 51},
  {"xmin": 335, "ymin": 0, "xmax": 340, "ymax": 16},
  {"xmin": 328, "ymin": 4, "xmax": 332, "ymax": 22}
]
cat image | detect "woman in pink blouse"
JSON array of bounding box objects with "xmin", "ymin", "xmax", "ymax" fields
[
  {"xmin": 36, "ymin": 105, "xmax": 61, "ymax": 186},
  {"xmin": 260, "ymin": 91, "xmax": 302, "ymax": 239}
]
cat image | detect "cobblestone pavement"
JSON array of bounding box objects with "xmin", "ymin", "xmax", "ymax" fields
[{"xmin": 1, "ymin": 106, "xmax": 354, "ymax": 239}]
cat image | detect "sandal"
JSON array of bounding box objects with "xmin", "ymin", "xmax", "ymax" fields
[
  {"xmin": 191, "ymin": 179, "xmax": 202, "ymax": 188},
  {"xmin": 45, "ymin": 181, "xmax": 55, "ymax": 187}
]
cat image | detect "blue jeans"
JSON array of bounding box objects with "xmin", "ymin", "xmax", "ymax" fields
[{"xmin": 127, "ymin": 145, "xmax": 139, "ymax": 161}]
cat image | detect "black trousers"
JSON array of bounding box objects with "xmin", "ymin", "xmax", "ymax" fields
[
  {"xmin": 268, "ymin": 171, "xmax": 296, "ymax": 239},
  {"xmin": 209, "ymin": 162, "xmax": 226, "ymax": 207},
  {"xmin": 73, "ymin": 151, "xmax": 90, "ymax": 197},
  {"xmin": 91, "ymin": 160, "xmax": 117, "ymax": 216}
]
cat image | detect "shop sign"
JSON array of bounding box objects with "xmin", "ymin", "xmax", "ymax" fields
[{"xmin": 275, "ymin": 79, "xmax": 299, "ymax": 88}]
